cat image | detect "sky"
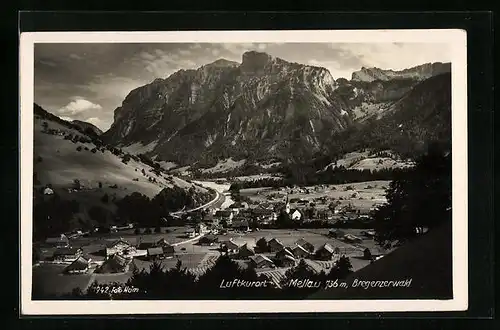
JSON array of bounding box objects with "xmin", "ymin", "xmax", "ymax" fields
[{"xmin": 34, "ymin": 42, "xmax": 450, "ymax": 131}]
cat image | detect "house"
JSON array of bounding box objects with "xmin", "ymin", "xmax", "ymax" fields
[
  {"xmin": 147, "ymin": 246, "xmax": 173, "ymax": 260},
  {"xmin": 106, "ymin": 238, "xmax": 134, "ymax": 258},
  {"xmin": 45, "ymin": 234, "xmax": 69, "ymax": 248},
  {"xmin": 275, "ymin": 247, "xmax": 296, "ymax": 267},
  {"xmin": 291, "ymin": 209, "xmax": 302, "ymax": 221},
  {"xmin": 231, "ymin": 219, "xmax": 249, "ymax": 232},
  {"xmin": 315, "ymin": 243, "xmax": 335, "ymax": 260},
  {"xmin": 198, "ymin": 234, "xmax": 219, "ymax": 246},
  {"xmin": 291, "ymin": 244, "xmax": 311, "ymax": 259},
  {"xmin": 220, "ymin": 240, "xmax": 239, "ymax": 254},
  {"xmin": 267, "ymin": 238, "xmax": 285, "ymax": 252},
  {"xmin": 252, "ymin": 208, "xmax": 275, "ymax": 222},
  {"xmin": 96, "ymin": 253, "xmax": 130, "ymax": 273},
  {"xmin": 43, "ymin": 187, "xmax": 54, "ymax": 195},
  {"xmin": 53, "ymin": 247, "xmax": 83, "ymax": 262},
  {"xmin": 249, "ymin": 254, "xmax": 275, "ymax": 269},
  {"xmin": 237, "ymin": 243, "xmax": 255, "ymax": 259},
  {"xmin": 215, "ymin": 210, "xmax": 234, "ymax": 224},
  {"xmin": 295, "ymin": 238, "xmax": 315, "ymax": 253},
  {"xmin": 137, "ymin": 237, "xmax": 157, "ymax": 250},
  {"xmin": 64, "ymin": 256, "xmax": 91, "ymax": 274}
]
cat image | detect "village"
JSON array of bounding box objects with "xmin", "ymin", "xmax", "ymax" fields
[{"xmin": 33, "ymin": 181, "xmax": 392, "ymax": 296}]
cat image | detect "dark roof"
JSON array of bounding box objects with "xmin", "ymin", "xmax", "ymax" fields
[
  {"xmin": 65, "ymin": 256, "xmax": 90, "ymax": 272},
  {"xmin": 320, "ymin": 243, "xmax": 335, "ymax": 254},
  {"xmin": 239, "ymin": 243, "xmax": 255, "ymax": 252},
  {"xmin": 98, "ymin": 254, "xmax": 129, "ymax": 273},
  {"xmin": 249, "ymin": 254, "xmax": 274, "ymax": 264},
  {"xmin": 220, "ymin": 240, "xmax": 239, "ymax": 249},
  {"xmin": 277, "ymin": 247, "xmax": 294, "ymax": 257},
  {"xmin": 292, "ymin": 245, "xmax": 310, "ymax": 255},
  {"xmin": 162, "ymin": 245, "xmax": 175, "ymax": 253},
  {"xmin": 268, "ymin": 238, "xmax": 284, "ymax": 246},
  {"xmin": 156, "ymin": 238, "xmax": 171, "ymax": 246},
  {"xmin": 199, "ymin": 235, "xmax": 218, "ymax": 242},
  {"xmin": 147, "ymin": 247, "xmax": 164, "ymax": 256},
  {"xmin": 295, "ymin": 238, "xmax": 313, "ymax": 247},
  {"xmin": 53, "ymin": 247, "xmax": 81, "ymax": 256},
  {"xmin": 215, "ymin": 210, "xmax": 232, "ymax": 217},
  {"xmin": 106, "ymin": 238, "xmax": 132, "ymax": 248}
]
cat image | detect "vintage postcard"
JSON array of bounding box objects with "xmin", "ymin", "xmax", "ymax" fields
[{"xmin": 20, "ymin": 29, "xmax": 468, "ymax": 314}]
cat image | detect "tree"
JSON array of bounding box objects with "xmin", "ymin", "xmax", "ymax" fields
[
  {"xmin": 98, "ymin": 181, "xmax": 103, "ymax": 189},
  {"xmin": 73, "ymin": 179, "xmax": 81, "ymax": 190},
  {"xmin": 326, "ymin": 256, "xmax": 353, "ymax": 280},
  {"xmin": 255, "ymin": 237, "xmax": 268, "ymax": 253},
  {"xmin": 101, "ymin": 193, "xmax": 109, "ymax": 204},
  {"xmin": 372, "ymin": 142, "xmax": 451, "ymax": 248},
  {"xmin": 363, "ymin": 248, "xmax": 372, "ymax": 260}
]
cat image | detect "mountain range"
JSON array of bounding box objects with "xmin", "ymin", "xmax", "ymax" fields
[{"xmin": 96, "ymin": 51, "xmax": 451, "ymax": 170}]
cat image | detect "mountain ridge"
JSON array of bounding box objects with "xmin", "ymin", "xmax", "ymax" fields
[{"xmin": 99, "ymin": 52, "xmax": 451, "ymax": 168}]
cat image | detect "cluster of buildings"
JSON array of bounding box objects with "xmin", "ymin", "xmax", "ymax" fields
[
  {"xmin": 41, "ymin": 234, "xmax": 178, "ymax": 275},
  {"xmin": 215, "ymin": 236, "xmax": 341, "ymax": 270}
]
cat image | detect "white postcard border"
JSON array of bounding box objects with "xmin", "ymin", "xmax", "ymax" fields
[{"xmin": 19, "ymin": 29, "xmax": 468, "ymax": 315}]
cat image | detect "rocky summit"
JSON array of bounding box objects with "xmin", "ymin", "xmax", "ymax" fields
[{"xmin": 102, "ymin": 51, "xmax": 451, "ymax": 166}]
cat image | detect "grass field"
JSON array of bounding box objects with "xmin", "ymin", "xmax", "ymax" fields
[
  {"xmin": 32, "ymin": 264, "xmax": 93, "ymax": 298},
  {"xmin": 240, "ymin": 180, "xmax": 390, "ymax": 212}
]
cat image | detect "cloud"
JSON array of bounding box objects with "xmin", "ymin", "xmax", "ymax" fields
[
  {"xmin": 38, "ymin": 59, "xmax": 58, "ymax": 67},
  {"xmin": 58, "ymin": 97, "xmax": 102, "ymax": 116},
  {"xmin": 140, "ymin": 51, "xmax": 156, "ymax": 61},
  {"xmin": 69, "ymin": 53, "xmax": 84, "ymax": 60},
  {"xmin": 85, "ymin": 117, "xmax": 104, "ymax": 129}
]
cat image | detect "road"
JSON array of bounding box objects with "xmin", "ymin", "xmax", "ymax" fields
[{"xmin": 170, "ymin": 180, "xmax": 231, "ymax": 217}]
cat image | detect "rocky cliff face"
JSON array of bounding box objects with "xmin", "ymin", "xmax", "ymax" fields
[
  {"xmin": 102, "ymin": 52, "xmax": 451, "ymax": 166},
  {"xmin": 103, "ymin": 51, "xmax": 351, "ymax": 165},
  {"xmin": 351, "ymin": 62, "xmax": 451, "ymax": 82}
]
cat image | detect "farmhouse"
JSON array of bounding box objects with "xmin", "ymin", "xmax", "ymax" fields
[
  {"xmin": 237, "ymin": 243, "xmax": 255, "ymax": 259},
  {"xmin": 106, "ymin": 238, "xmax": 133, "ymax": 258},
  {"xmin": 198, "ymin": 234, "xmax": 219, "ymax": 246},
  {"xmin": 295, "ymin": 238, "xmax": 315, "ymax": 253},
  {"xmin": 64, "ymin": 256, "xmax": 91, "ymax": 274},
  {"xmin": 268, "ymin": 238, "xmax": 285, "ymax": 252},
  {"xmin": 220, "ymin": 240, "xmax": 239, "ymax": 254},
  {"xmin": 215, "ymin": 210, "xmax": 234, "ymax": 224},
  {"xmin": 249, "ymin": 254, "xmax": 275, "ymax": 269},
  {"xmin": 147, "ymin": 246, "xmax": 174, "ymax": 260},
  {"xmin": 291, "ymin": 244, "xmax": 311, "ymax": 259},
  {"xmin": 316, "ymin": 243, "xmax": 335, "ymax": 260},
  {"xmin": 53, "ymin": 247, "xmax": 83, "ymax": 263},
  {"xmin": 251, "ymin": 208, "xmax": 276, "ymax": 222},
  {"xmin": 275, "ymin": 247, "xmax": 296, "ymax": 267},
  {"xmin": 45, "ymin": 234, "xmax": 69, "ymax": 248},
  {"xmin": 97, "ymin": 253, "xmax": 130, "ymax": 273}
]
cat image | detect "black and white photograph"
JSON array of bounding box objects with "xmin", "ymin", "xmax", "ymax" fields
[{"xmin": 20, "ymin": 30, "xmax": 468, "ymax": 314}]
